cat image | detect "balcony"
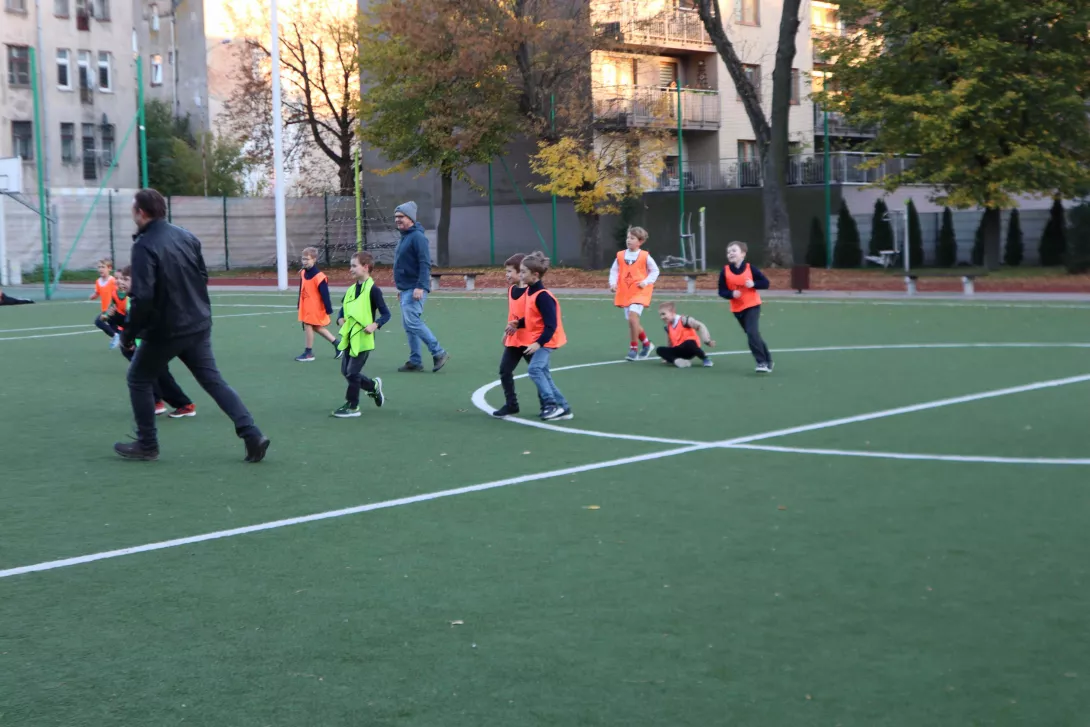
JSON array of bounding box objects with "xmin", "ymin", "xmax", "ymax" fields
[
  {"xmin": 813, "ymin": 104, "xmax": 875, "ymax": 138},
  {"xmin": 594, "ymin": 85, "xmax": 720, "ymax": 131},
  {"xmin": 594, "ymin": 2, "xmax": 713, "ymax": 53},
  {"xmin": 646, "ymin": 152, "xmax": 918, "ymax": 192}
]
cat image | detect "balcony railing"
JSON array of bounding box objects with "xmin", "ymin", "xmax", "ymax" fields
[
  {"xmin": 813, "ymin": 104, "xmax": 875, "ymax": 138},
  {"xmin": 647, "ymin": 153, "xmax": 918, "ymax": 192},
  {"xmin": 594, "ymin": 3, "xmax": 713, "ymax": 52},
  {"xmin": 594, "ymin": 85, "xmax": 720, "ymax": 131}
]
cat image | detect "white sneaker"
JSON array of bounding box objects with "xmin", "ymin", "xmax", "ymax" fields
[
  {"xmin": 110, "ymin": 333, "xmax": 121, "ymax": 349},
  {"xmin": 755, "ymin": 363, "xmax": 771, "ymax": 373},
  {"xmin": 674, "ymin": 359, "xmax": 692, "ymax": 368}
]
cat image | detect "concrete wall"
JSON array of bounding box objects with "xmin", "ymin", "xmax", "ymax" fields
[{"xmin": 134, "ymin": 0, "xmax": 210, "ymax": 131}]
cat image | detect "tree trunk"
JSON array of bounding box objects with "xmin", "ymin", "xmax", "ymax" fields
[
  {"xmin": 438, "ymin": 169, "xmax": 453, "ymax": 267},
  {"xmin": 578, "ymin": 211, "xmax": 601, "ymax": 270},
  {"xmin": 761, "ymin": 154, "xmax": 794, "ymax": 266},
  {"xmin": 338, "ymin": 158, "xmax": 354, "ymax": 198},
  {"xmin": 981, "ymin": 206, "xmax": 1001, "ymax": 271}
]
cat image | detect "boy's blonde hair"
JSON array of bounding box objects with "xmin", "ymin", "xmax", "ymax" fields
[
  {"xmin": 627, "ymin": 226, "xmax": 649, "ymax": 243},
  {"xmin": 658, "ymin": 301, "xmax": 677, "ymax": 312},
  {"xmin": 351, "ymin": 251, "xmax": 374, "ymax": 270},
  {"xmin": 301, "ymin": 247, "xmax": 320, "ymax": 259},
  {"xmin": 521, "ymin": 251, "xmax": 550, "ymax": 276},
  {"xmin": 97, "ymin": 258, "xmax": 113, "ymax": 269},
  {"xmin": 728, "ymin": 241, "xmax": 748, "ymax": 254}
]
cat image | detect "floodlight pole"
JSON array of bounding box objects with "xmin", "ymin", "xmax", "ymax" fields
[{"xmin": 270, "ymin": 0, "xmax": 289, "ymax": 290}]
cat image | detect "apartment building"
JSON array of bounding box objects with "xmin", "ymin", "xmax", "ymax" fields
[
  {"xmin": 810, "ymin": 0, "xmax": 872, "ymax": 148},
  {"xmin": 133, "ymin": 0, "xmax": 210, "ymax": 132},
  {"xmin": 2, "ymin": 0, "xmax": 139, "ymax": 191}
]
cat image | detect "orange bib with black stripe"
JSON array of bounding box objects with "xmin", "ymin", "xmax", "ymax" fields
[
  {"xmin": 525, "ymin": 289, "xmax": 567, "ymax": 349},
  {"xmin": 723, "ymin": 263, "xmax": 761, "ymax": 313},
  {"xmin": 298, "ymin": 269, "xmax": 330, "ymax": 326},
  {"xmin": 614, "ymin": 249, "xmax": 654, "ymax": 307}
]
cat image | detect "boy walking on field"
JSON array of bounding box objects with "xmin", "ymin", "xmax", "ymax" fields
[
  {"xmin": 655, "ymin": 302, "xmax": 715, "ymax": 368},
  {"xmin": 609, "ymin": 226, "xmax": 660, "ymax": 361},
  {"xmin": 296, "ymin": 247, "xmax": 341, "ymax": 362},
  {"xmin": 90, "ymin": 258, "xmax": 121, "ymax": 348},
  {"xmin": 719, "ymin": 241, "xmax": 773, "ymax": 373},
  {"xmin": 493, "ymin": 253, "xmax": 537, "ymax": 418},
  {"xmin": 332, "ymin": 252, "xmax": 391, "ymax": 418},
  {"xmin": 509, "ymin": 252, "xmax": 572, "ymax": 421}
]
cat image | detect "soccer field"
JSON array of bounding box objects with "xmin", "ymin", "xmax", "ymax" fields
[{"xmin": 2, "ymin": 292, "xmax": 1089, "ymax": 726}]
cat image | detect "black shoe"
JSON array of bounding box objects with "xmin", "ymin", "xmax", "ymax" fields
[
  {"xmin": 492, "ymin": 404, "xmax": 520, "ymax": 418},
  {"xmin": 398, "ymin": 361, "xmax": 425, "ymax": 372},
  {"xmin": 244, "ymin": 436, "xmax": 271, "ymax": 463},
  {"xmin": 370, "ymin": 377, "xmax": 385, "ymax": 407},
  {"xmin": 114, "ymin": 441, "xmax": 159, "ymax": 461},
  {"xmin": 432, "ymin": 352, "xmax": 449, "ymax": 372},
  {"xmin": 333, "ymin": 337, "xmax": 344, "ymax": 360}
]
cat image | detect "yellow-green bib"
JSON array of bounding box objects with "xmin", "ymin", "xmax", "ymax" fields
[{"xmin": 337, "ymin": 278, "xmax": 376, "ymax": 356}]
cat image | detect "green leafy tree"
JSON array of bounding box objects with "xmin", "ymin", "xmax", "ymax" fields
[
  {"xmin": 806, "ymin": 216, "xmax": 827, "ymax": 268},
  {"xmin": 143, "ymin": 99, "xmax": 248, "ymax": 196},
  {"xmin": 907, "ymin": 199, "xmax": 924, "ymax": 267},
  {"xmin": 869, "ymin": 198, "xmax": 893, "ymax": 256},
  {"xmin": 1004, "ymin": 209, "xmax": 1023, "ymax": 266},
  {"xmin": 936, "ymin": 207, "xmax": 958, "ymax": 267},
  {"xmin": 823, "ymin": 0, "xmax": 1090, "ymax": 271},
  {"xmin": 1039, "ymin": 198, "xmax": 1067, "ymax": 266},
  {"xmin": 833, "ymin": 201, "xmax": 862, "ymax": 268}
]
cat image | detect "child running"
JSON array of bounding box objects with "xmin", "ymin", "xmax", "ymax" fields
[
  {"xmin": 97, "ymin": 273, "xmax": 129, "ymax": 350},
  {"xmin": 332, "ymin": 252, "xmax": 391, "ymax": 418},
  {"xmin": 90, "ymin": 258, "xmax": 119, "ymax": 347},
  {"xmin": 655, "ymin": 301, "xmax": 716, "ymax": 368},
  {"xmin": 509, "ymin": 251, "xmax": 572, "ymax": 421},
  {"xmin": 718, "ymin": 241, "xmax": 773, "ymax": 373},
  {"xmin": 493, "ymin": 253, "xmax": 537, "ymax": 418},
  {"xmin": 116, "ymin": 266, "xmax": 196, "ymax": 418},
  {"xmin": 609, "ymin": 226, "xmax": 659, "ymax": 361},
  {"xmin": 295, "ymin": 247, "xmax": 340, "ymax": 362}
]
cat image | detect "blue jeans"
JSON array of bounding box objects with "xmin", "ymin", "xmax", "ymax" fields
[
  {"xmin": 527, "ymin": 347, "xmax": 568, "ymax": 410},
  {"xmin": 398, "ymin": 289, "xmax": 445, "ymax": 366}
]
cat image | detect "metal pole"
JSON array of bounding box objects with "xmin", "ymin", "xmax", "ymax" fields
[
  {"xmin": 137, "ymin": 57, "xmax": 149, "ymax": 188},
  {"xmin": 699, "ymin": 206, "xmax": 706, "ymax": 271},
  {"xmin": 29, "ymin": 47, "xmax": 51, "ymax": 299},
  {"xmin": 270, "ymin": 0, "xmax": 289, "ymax": 290},
  {"xmin": 676, "ymin": 82, "xmax": 685, "ymax": 259},
  {"xmin": 323, "ymin": 192, "xmax": 330, "ymax": 264},
  {"xmin": 222, "ymin": 195, "xmax": 230, "ymax": 270},
  {"xmin": 823, "ymin": 102, "xmax": 831, "ymax": 269},
  {"xmin": 903, "ymin": 201, "xmax": 911, "ymax": 276},
  {"xmin": 108, "ymin": 191, "xmax": 115, "ymax": 263},
  {"xmin": 550, "ymin": 93, "xmax": 558, "ymax": 262},
  {"xmin": 487, "ymin": 162, "xmax": 495, "ymax": 265},
  {"xmin": 354, "ymin": 146, "xmax": 362, "ymax": 251},
  {"xmin": 33, "ymin": 0, "xmax": 52, "ymax": 207}
]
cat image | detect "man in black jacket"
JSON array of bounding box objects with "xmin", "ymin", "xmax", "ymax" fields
[{"xmin": 115, "ymin": 188, "xmax": 269, "ymax": 462}]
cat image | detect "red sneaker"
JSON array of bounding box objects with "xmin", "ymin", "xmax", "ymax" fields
[
  {"xmin": 169, "ymin": 404, "xmax": 197, "ymax": 418},
  {"xmin": 154, "ymin": 401, "xmax": 168, "ymax": 415}
]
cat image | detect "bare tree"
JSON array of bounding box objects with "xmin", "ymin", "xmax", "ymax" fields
[{"xmin": 696, "ymin": 0, "xmax": 802, "ymax": 266}]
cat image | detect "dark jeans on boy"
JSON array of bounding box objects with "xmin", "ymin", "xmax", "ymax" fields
[
  {"xmin": 122, "ymin": 344, "xmax": 192, "ymax": 409},
  {"xmin": 735, "ymin": 305, "xmax": 772, "ymax": 366},
  {"xmin": 341, "ymin": 350, "xmax": 376, "ymax": 407},
  {"xmin": 128, "ymin": 328, "xmax": 261, "ymax": 449},
  {"xmin": 95, "ymin": 311, "xmax": 126, "ymax": 337},
  {"xmin": 0, "ymin": 292, "xmax": 33, "ymax": 305},
  {"xmin": 656, "ymin": 340, "xmax": 707, "ymax": 364},
  {"xmin": 498, "ymin": 346, "xmax": 544, "ymax": 410}
]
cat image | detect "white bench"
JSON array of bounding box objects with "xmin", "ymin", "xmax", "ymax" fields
[
  {"xmin": 904, "ymin": 273, "xmax": 981, "ymax": 296},
  {"xmin": 864, "ymin": 249, "xmax": 898, "ymax": 268},
  {"xmin": 430, "ymin": 272, "xmax": 478, "ymax": 291}
]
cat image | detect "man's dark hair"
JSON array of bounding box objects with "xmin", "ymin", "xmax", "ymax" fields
[{"xmin": 133, "ymin": 189, "xmax": 168, "ymax": 219}]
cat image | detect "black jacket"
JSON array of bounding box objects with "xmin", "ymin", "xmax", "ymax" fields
[{"xmin": 124, "ymin": 218, "xmax": 213, "ymax": 343}]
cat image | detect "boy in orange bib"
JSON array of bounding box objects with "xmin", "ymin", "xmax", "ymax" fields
[
  {"xmin": 494, "ymin": 253, "xmax": 538, "ymax": 418},
  {"xmin": 655, "ymin": 301, "xmax": 715, "ymax": 368},
  {"xmin": 511, "ymin": 252, "xmax": 572, "ymax": 421},
  {"xmin": 718, "ymin": 241, "xmax": 773, "ymax": 372},
  {"xmin": 609, "ymin": 226, "xmax": 659, "ymax": 361},
  {"xmin": 295, "ymin": 246, "xmax": 340, "ymax": 362},
  {"xmin": 90, "ymin": 258, "xmax": 119, "ymax": 347}
]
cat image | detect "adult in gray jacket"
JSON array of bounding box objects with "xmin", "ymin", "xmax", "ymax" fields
[{"xmin": 392, "ymin": 201, "xmax": 448, "ymax": 372}]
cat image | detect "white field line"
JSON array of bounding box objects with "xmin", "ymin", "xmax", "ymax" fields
[
  {"xmin": 725, "ymin": 443, "xmax": 1090, "ymax": 466},
  {"xmin": 0, "ymin": 311, "xmax": 294, "ymax": 342},
  {"xmin": 0, "ymin": 444, "xmax": 712, "ymax": 580},
  {"xmin": 0, "ymin": 323, "xmax": 93, "ymax": 333}
]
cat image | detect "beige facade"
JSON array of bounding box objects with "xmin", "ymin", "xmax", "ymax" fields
[
  {"xmin": 2, "ymin": 0, "xmax": 139, "ymax": 192},
  {"xmin": 133, "ymin": 0, "xmax": 209, "ymax": 131}
]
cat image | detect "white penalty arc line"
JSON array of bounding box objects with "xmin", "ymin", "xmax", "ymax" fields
[
  {"xmin": 0, "ymin": 310, "xmax": 295, "ymax": 341},
  {"xmin": 726, "ymin": 443, "xmax": 1090, "ymax": 466}
]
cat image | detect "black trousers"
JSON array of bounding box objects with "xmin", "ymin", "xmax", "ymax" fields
[
  {"xmin": 95, "ymin": 311, "xmax": 126, "ymax": 337},
  {"xmin": 128, "ymin": 328, "xmax": 261, "ymax": 448},
  {"xmin": 498, "ymin": 346, "xmax": 540, "ymax": 409},
  {"xmin": 341, "ymin": 350, "xmax": 375, "ymax": 407},
  {"xmin": 734, "ymin": 305, "xmax": 772, "ymax": 365},
  {"xmin": 0, "ymin": 292, "xmax": 33, "ymax": 305},
  {"xmin": 656, "ymin": 339, "xmax": 707, "ymax": 363},
  {"xmin": 122, "ymin": 344, "xmax": 193, "ymax": 409}
]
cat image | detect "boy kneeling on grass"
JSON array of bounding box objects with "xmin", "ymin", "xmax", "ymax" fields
[
  {"xmin": 655, "ymin": 302, "xmax": 715, "ymax": 368},
  {"xmin": 332, "ymin": 252, "xmax": 391, "ymax": 418}
]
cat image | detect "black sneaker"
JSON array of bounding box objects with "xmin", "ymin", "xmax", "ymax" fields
[
  {"xmin": 398, "ymin": 361, "xmax": 425, "ymax": 372},
  {"xmin": 540, "ymin": 405, "xmax": 563, "ymax": 421},
  {"xmin": 370, "ymin": 377, "xmax": 385, "ymax": 408},
  {"xmin": 333, "ymin": 337, "xmax": 344, "ymax": 360},
  {"xmin": 114, "ymin": 441, "xmax": 159, "ymax": 461},
  {"xmin": 244, "ymin": 436, "xmax": 271, "ymax": 463},
  {"xmin": 492, "ymin": 404, "xmax": 520, "ymax": 418},
  {"xmin": 432, "ymin": 352, "xmax": 449, "ymax": 372}
]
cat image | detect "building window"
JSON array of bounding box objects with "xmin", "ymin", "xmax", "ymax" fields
[
  {"xmin": 790, "ymin": 68, "xmax": 800, "ymax": 105},
  {"xmin": 57, "ymin": 49, "xmax": 71, "ymax": 88},
  {"xmin": 12, "ymin": 121, "xmax": 33, "ymax": 160},
  {"xmin": 97, "ymin": 51, "xmax": 111, "ymax": 91},
  {"xmin": 54, "ymin": 0, "xmax": 69, "ymax": 15},
  {"xmin": 150, "ymin": 54, "xmax": 163, "ymax": 85},
  {"xmin": 739, "ymin": 64, "xmax": 760, "ymax": 102},
  {"xmin": 735, "ymin": 0, "xmax": 758, "ymax": 26},
  {"xmin": 150, "ymin": 3, "xmax": 159, "ymax": 31},
  {"xmin": 100, "ymin": 123, "xmax": 114, "ymax": 166},
  {"xmin": 738, "ymin": 140, "xmax": 758, "ymax": 162},
  {"xmin": 82, "ymin": 122, "xmax": 96, "ymax": 180},
  {"xmin": 61, "ymin": 122, "xmax": 76, "ymax": 162},
  {"xmin": 94, "ymin": 0, "xmax": 108, "ymax": 19},
  {"xmin": 5, "ymin": 0, "xmax": 28, "ymax": 12},
  {"xmin": 6, "ymin": 45, "xmax": 30, "ymax": 86},
  {"xmin": 77, "ymin": 50, "xmax": 92, "ymax": 89}
]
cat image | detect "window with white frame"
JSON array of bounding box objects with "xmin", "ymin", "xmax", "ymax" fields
[
  {"xmin": 54, "ymin": 0, "xmax": 69, "ymax": 15},
  {"xmin": 737, "ymin": 140, "xmax": 758, "ymax": 162},
  {"xmin": 100, "ymin": 123, "xmax": 114, "ymax": 166},
  {"xmin": 97, "ymin": 51, "xmax": 111, "ymax": 90},
  {"xmin": 735, "ymin": 0, "xmax": 758, "ymax": 26},
  {"xmin": 77, "ymin": 50, "xmax": 92, "ymax": 89},
  {"xmin": 5, "ymin": 0, "xmax": 28, "ymax": 12},
  {"xmin": 94, "ymin": 0, "xmax": 108, "ymax": 19},
  {"xmin": 61, "ymin": 122, "xmax": 76, "ymax": 162},
  {"xmin": 6, "ymin": 45, "xmax": 30, "ymax": 86},
  {"xmin": 81, "ymin": 122, "xmax": 96, "ymax": 180},
  {"xmin": 739, "ymin": 64, "xmax": 760, "ymax": 102},
  {"xmin": 12, "ymin": 121, "xmax": 33, "ymax": 161},
  {"xmin": 150, "ymin": 3, "xmax": 159, "ymax": 31},
  {"xmin": 150, "ymin": 53, "xmax": 163, "ymax": 85},
  {"xmin": 57, "ymin": 49, "xmax": 71, "ymax": 88}
]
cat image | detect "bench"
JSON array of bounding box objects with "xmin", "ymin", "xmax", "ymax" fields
[
  {"xmin": 430, "ymin": 271, "xmax": 479, "ymax": 291},
  {"xmin": 904, "ymin": 271, "xmax": 986, "ymax": 295},
  {"xmin": 659, "ymin": 271, "xmax": 711, "ymax": 294},
  {"xmin": 864, "ymin": 249, "xmax": 898, "ymax": 268}
]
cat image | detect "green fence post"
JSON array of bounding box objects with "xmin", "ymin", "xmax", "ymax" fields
[
  {"xmin": 323, "ymin": 193, "xmax": 331, "ymax": 264},
  {"xmin": 137, "ymin": 56, "xmax": 149, "ymax": 188},
  {"xmin": 222, "ymin": 195, "xmax": 230, "ymax": 270},
  {"xmin": 354, "ymin": 147, "xmax": 362, "ymax": 252},
  {"xmin": 108, "ymin": 191, "xmax": 115, "ymax": 264},
  {"xmin": 488, "ymin": 162, "xmax": 495, "ymax": 266},
  {"xmin": 28, "ymin": 47, "xmax": 50, "ymax": 298}
]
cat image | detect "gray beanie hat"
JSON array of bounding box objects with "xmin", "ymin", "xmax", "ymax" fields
[{"xmin": 394, "ymin": 201, "xmax": 418, "ymax": 222}]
